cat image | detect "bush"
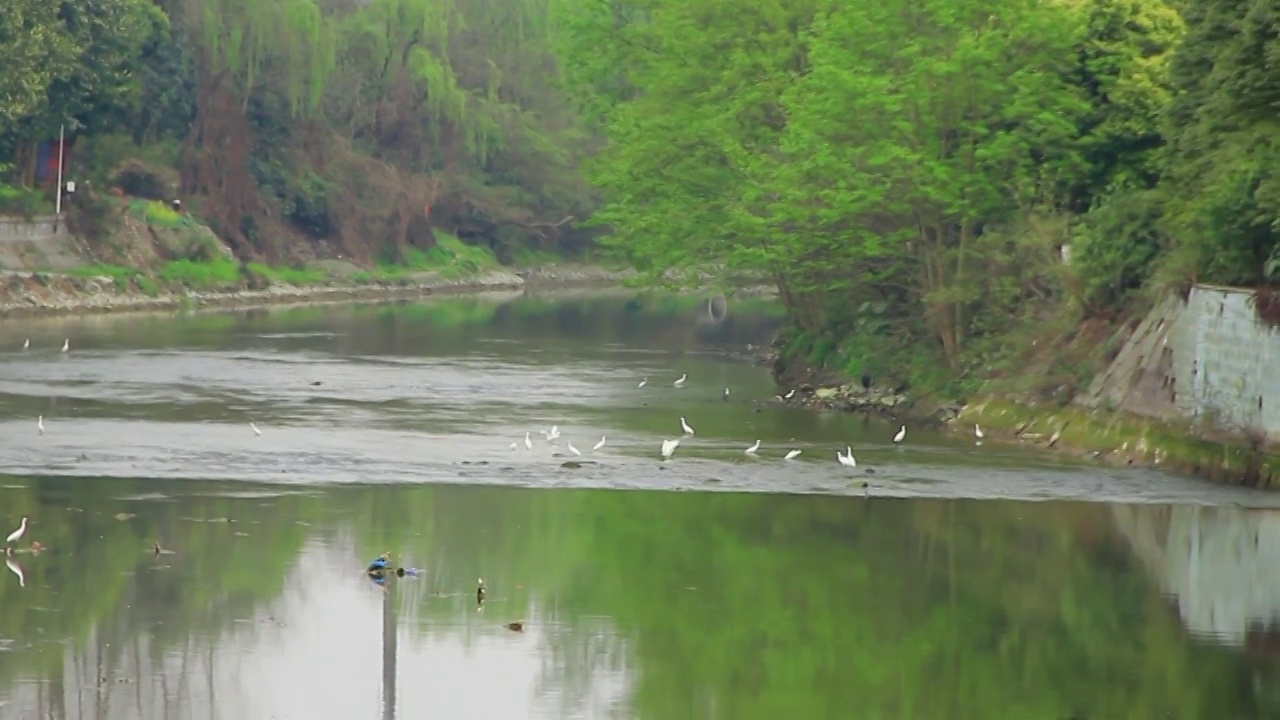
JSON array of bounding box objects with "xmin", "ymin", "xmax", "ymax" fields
[
  {"xmin": 114, "ymin": 160, "xmax": 178, "ymax": 201},
  {"xmin": 0, "ymin": 182, "xmax": 48, "ymax": 217},
  {"xmin": 67, "ymin": 189, "xmax": 121, "ymax": 242},
  {"xmin": 1070, "ymin": 190, "xmax": 1163, "ymax": 315}
]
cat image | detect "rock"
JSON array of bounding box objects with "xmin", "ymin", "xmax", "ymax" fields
[{"xmin": 815, "ymin": 387, "xmax": 837, "ymax": 400}]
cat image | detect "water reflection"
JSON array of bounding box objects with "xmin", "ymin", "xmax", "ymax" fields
[
  {"xmin": 1113, "ymin": 503, "xmax": 1280, "ymax": 647},
  {"xmin": 0, "ymin": 480, "xmax": 1276, "ymax": 718}
]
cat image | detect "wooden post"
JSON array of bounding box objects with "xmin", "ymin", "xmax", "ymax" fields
[{"xmin": 53, "ymin": 125, "xmax": 65, "ymax": 234}]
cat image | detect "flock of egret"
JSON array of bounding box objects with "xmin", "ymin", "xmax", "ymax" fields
[{"xmin": 506, "ymin": 372, "xmax": 947, "ymax": 467}]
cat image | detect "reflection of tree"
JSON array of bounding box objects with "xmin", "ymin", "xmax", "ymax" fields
[{"xmin": 0, "ymin": 476, "xmax": 321, "ymax": 714}]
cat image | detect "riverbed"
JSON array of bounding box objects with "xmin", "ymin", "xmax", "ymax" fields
[{"xmin": 0, "ymin": 291, "xmax": 1277, "ymax": 718}]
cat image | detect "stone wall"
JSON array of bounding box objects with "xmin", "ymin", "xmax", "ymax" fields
[
  {"xmin": 0, "ymin": 214, "xmax": 85, "ymax": 270},
  {"xmin": 1079, "ymin": 284, "xmax": 1280, "ymax": 442}
]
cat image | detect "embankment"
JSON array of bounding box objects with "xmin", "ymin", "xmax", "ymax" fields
[
  {"xmin": 0, "ymin": 264, "xmax": 633, "ymax": 319},
  {"xmin": 770, "ymin": 285, "xmax": 1280, "ymax": 488},
  {"xmin": 959, "ymin": 286, "xmax": 1280, "ymax": 487}
]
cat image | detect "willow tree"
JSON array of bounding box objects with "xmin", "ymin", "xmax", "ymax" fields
[{"xmin": 173, "ymin": 0, "xmax": 336, "ymax": 257}]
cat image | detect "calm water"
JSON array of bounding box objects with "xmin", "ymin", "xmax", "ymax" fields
[{"xmin": 0, "ymin": 290, "xmax": 1278, "ymax": 718}]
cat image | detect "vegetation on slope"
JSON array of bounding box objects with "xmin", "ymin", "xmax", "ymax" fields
[
  {"xmin": 0, "ymin": 0, "xmax": 594, "ymax": 273},
  {"xmin": 1, "ymin": 0, "xmax": 1276, "ymax": 403},
  {"xmin": 553, "ymin": 0, "xmax": 1276, "ymax": 404}
]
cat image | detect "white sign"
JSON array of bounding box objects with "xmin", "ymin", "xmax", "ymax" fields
[{"xmin": 65, "ymin": 181, "xmax": 76, "ymax": 193}]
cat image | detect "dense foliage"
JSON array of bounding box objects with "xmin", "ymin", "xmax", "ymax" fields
[
  {"xmin": 1, "ymin": 0, "xmax": 1277, "ymax": 393},
  {"xmin": 553, "ymin": 0, "xmax": 1276, "ymax": 396},
  {"xmin": 0, "ymin": 0, "xmax": 592, "ymax": 263}
]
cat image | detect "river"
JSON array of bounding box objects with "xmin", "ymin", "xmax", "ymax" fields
[{"xmin": 0, "ymin": 290, "xmax": 1278, "ymax": 718}]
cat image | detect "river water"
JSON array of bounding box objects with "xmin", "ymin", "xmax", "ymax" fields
[{"xmin": 0, "ymin": 291, "xmax": 1278, "ymax": 718}]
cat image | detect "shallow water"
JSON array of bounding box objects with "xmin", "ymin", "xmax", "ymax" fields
[{"xmin": 0, "ymin": 291, "xmax": 1278, "ymax": 718}]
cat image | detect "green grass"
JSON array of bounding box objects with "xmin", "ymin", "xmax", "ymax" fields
[
  {"xmin": 246, "ymin": 262, "xmax": 328, "ymax": 286},
  {"xmin": 66, "ymin": 263, "xmax": 161, "ymax": 295},
  {"xmin": 159, "ymin": 257, "xmax": 240, "ymax": 288},
  {"xmin": 511, "ymin": 245, "xmax": 560, "ymax": 267},
  {"xmin": 356, "ymin": 232, "xmax": 500, "ymax": 283},
  {"xmin": 128, "ymin": 199, "xmax": 186, "ymax": 228}
]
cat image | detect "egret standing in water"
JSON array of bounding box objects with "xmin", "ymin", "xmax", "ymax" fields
[
  {"xmin": 723, "ymin": 387, "xmax": 730, "ymax": 402},
  {"xmin": 638, "ymin": 377, "xmax": 648, "ymax": 389},
  {"xmin": 524, "ymin": 432, "xmax": 533, "ymax": 450},
  {"xmin": 592, "ymin": 436, "xmax": 607, "ymax": 451},
  {"xmin": 784, "ymin": 389, "xmax": 796, "ymax": 399},
  {"xmin": 36, "ymin": 416, "xmax": 44, "ymax": 436},
  {"xmin": 661, "ymin": 438, "xmax": 680, "ymax": 460},
  {"xmin": 838, "ymin": 447, "xmax": 857, "ymax": 467},
  {"xmin": 784, "ymin": 449, "xmax": 802, "ymax": 460},
  {"xmin": 61, "ymin": 338, "xmax": 69, "ymax": 352},
  {"xmin": 680, "ymin": 417, "xmax": 695, "ymax": 435},
  {"xmin": 22, "ymin": 339, "xmax": 29, "ymax": 350},
  {"xmin": 745, "ymin": 439, "xmax": 761, "ymax": 455},
  {"xmin": 5, "ymin": 517, "xmax": 27, "ymax": 555},
  {"xmin": 893, "ymin": 425, "xmax": 906, "ymax": 444},
  {"xmin": 975, "ymin": 424, "xmax": 984, "ymax": 446},
  {"xmin": 673, "ymin": 374, "xmax": 687, "ymax": 387},
  {"xmin": 250, "ymin": 422, "xmax": 262, "ymax": 436},
  {"xmin": 567, "ymin": 440, "xmax": 582, "ymax": 457}
]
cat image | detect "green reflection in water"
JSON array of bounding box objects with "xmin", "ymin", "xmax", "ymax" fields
[{"xmin": 0, "ymin": 478, "xmax": 1270, "ymax": 717}]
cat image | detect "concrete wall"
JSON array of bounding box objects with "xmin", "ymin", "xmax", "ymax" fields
[
  {"xmin": 1079, "ymin": 284, "xmax": 1280, "ymax": 442},
  {"xmin": 0, "ymin": 214, "xmax": 84, "ymax": 270},
  {"xmin": 1171, "ymin": 285, "xmax": 1279, "ymax": 436}
]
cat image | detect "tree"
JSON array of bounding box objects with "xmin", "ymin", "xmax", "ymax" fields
[
  {"xmin": 1158, "ymin": 0, "xmax": 1279, "ymax": 285},
  {"xmin": 0, "ymin": 0, "xmax": 72, "ymax": 130}
]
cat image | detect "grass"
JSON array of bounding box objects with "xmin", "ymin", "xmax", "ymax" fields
[
  {"xmin": 511, "ymin": 245, "xmax": 560, "ymax": 267},
  {"xmin": 159, "ymin": 257, "xmax": 240, "ymax": 288},
  {"xmin": 66, "ymin": 257, "xmax": 331, "ymax": 293},
  {"xmin": 246, "ymin": 262, "xmax": 328, "ymax": 286},
  {"xmin": 959, "ymin": 398, "xmax": 1280, "ymax": 488},
  {"xmin": 354, "ymin": 231, "xmax": 500, "ymax": 283},
  {"xmin": 67, "ymin": 263, "xmax": 161, "ymax": 295},
  {"xmin": 128, "ymin": 199, "xmax": 187, "ymax": 228}
]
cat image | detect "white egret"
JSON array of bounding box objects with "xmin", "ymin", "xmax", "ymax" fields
[
  {"xmin": 22, "ymin": 339, "xmax": 29, "ymax": 350},
  {"xmin": 745, "ymin": 439, "xmax": 761, "ymax": 454},
  {"xmin": 638, "ymin": 377, "xmax": 648, "ymax": 388},
  {"xmin": 546, "ymin": 425, "xmax": 561, "ymax": 441},
  {"xmin": 567, "ymin": 441, "xmax": 582, "ymax": 457},
  {"xmin": 893, "ymin": 425, "xmax": 906, "ymax": 444},
  {"xmin": 593, "ymin": 436, "xmax": 607, "ymax": 451},
  {"xmin": 250, "ymin": 422, "xmax": 262, "ymax": 436},
  {"xmin": 524, "ymin": 432, "xmax": 533, "ymax": 450},
  {"xmin": 509, "ymin": 442, "xmax": 518, "ymax": 450},
  {"xmin": 723, "ymin": 387, "xmax": 730, "ymax": 401},
  {"xmin": 680, "ymin": 417, "xmax": 695, "ymax": 435},
  {"xmin": 5, "ymin": 557, "xmax": 24, "ymax": 587},
  {"xmin": 975, "ymin": 424, "xmax": 984, "ymax": 439},
  {"xmin": 36, "ymin": 416, "xmax": 44, "ymax": 436},
  {"xmin": 673, "ymin": 373, "xmax": 687, "ymax": 387},
  {"xmin": 784, "ymin": 389, "xmax": 796, "ymax": 399},
  {"xmin": 838, "ymin": 446, "xmax": 857, "ymax": 467},
  {"xmin": 61, "ymin": 338, "xmax": 69, "ymax": 352},
  {"xmin": 784, "ymin": 449, "xmax": 802, "ymax": 460},
  {"xmin": 661, "ymin": 438, "xmax": 680, "ymax": 459},
  {"xmin": 6, "ymin": 517, "xmax": 27, "ymax": 552}
]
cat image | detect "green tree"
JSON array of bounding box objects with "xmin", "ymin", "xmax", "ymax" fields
[
  {"xmin": 0, "ymin": 0, "xmax": 72, "ymax": 131},
  {"xmin": 1158, "ymin": 0, "xmax": 1279, "ymax": 285}
]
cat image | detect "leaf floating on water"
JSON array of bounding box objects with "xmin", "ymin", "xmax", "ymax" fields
[{"xmin": 114, "ymin": 513, "xmax": 136, "ymax": 521}]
